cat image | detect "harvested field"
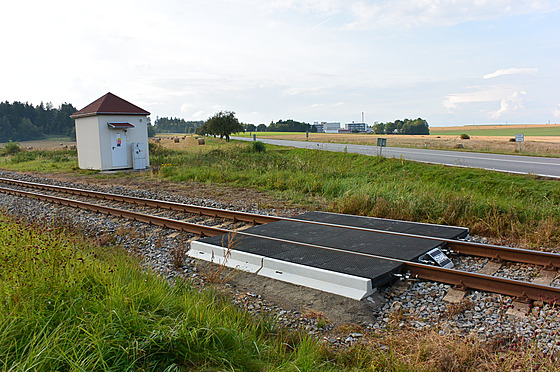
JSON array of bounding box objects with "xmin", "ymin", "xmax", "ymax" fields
[{"xmin": 246, "ymin": 132, "xmax": 560, "ymax": 156}]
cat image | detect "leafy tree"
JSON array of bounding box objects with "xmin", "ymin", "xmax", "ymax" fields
[
  {"xmin": 394, "ymin": 119, "xmax": 404, "ymax": 133},
  {"xmin": 245, "ymin": 123, "xmax": 257, "ymax": 132},
  {"xmin": 201, "ymin": 111, "xmax": 244, "ymax": 141},
  {"xmin": 256, "ymin": 123, "xmax": 267, "ymax": 132},
  {"xmin": 385, "ymin": 121, "xmax": 397, "ymax": 134},
  {"xmin": 373, "ymin": 122, "xmax": 385, "ymax": 134},
  {"xmin": 402, "ymin": 118, "xmax": 430, "ymax": 135}
]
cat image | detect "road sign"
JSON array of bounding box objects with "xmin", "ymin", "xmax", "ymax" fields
[
  {"xmin": 515, "ymin": 133, "xmax": 524, "ymax": 142},
  {"xmin": 376, "ymin": 138, "xmax": 387, "ymax": 156}
]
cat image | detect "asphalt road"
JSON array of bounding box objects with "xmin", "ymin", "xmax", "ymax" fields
[{"xmin": 233, "ymin": 137, "xmax": 560, "ymax": 178}]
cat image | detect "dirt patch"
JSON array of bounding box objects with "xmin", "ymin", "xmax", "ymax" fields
[{"xmin": 195, "ymin": 259, "xmax": 383, "ymax": 327}]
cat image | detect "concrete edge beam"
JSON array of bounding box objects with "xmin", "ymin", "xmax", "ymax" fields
[{"xmin": 189, "ymin": 241, "xmax": 374, "ymax": 300}]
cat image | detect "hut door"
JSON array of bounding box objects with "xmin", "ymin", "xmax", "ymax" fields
[{"xmin": 111, "ymin": 131, "xmax": 128, "ymax": 167}]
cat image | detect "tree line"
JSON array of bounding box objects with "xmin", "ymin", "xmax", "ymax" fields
[
  {"xmin": 0, "ymin": 101, "xmax": 77, "ymax": 142},
  {"xmin": 153, "ymin": 117, "xmax": 204, "ymax": 134},
  {"xmin": 267, "ymin": 119, "xmax": 314, "ymax": 132},
  {"xmin": 372, "ymin": 118, "xmax": 430, "ymax": 135}
]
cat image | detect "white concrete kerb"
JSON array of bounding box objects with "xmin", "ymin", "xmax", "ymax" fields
[{"xmin": 189, "ymin": 241, "xmax": 374, "ymax": 300}]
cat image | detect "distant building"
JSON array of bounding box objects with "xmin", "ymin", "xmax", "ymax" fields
[
  {"xmin": 338, "ymin": 129, "xmax": 352, "ymax": 134},
  {"xmin": 312, "ymin": 122, "xmax": 325, "ymax": 133},
  {"xmin": 324, "ymin": 122, "xmax": 341, "ymax": 133},
  {"xmin": 71, "ymin": 92, "xmax": 150, "ymax": 171},
  {"xmin": 345, "ymin": 122, "xmax": 367, "ymax": 132}
]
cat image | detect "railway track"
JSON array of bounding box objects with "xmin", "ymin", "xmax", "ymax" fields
[{"xmin": 1, "ymin": 176, "xmax": 559, "ymax": 303}]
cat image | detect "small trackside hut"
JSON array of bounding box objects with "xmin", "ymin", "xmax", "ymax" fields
[{"xmin": 71, "ymin": 92, "xmax": 150, "ymax": 171}]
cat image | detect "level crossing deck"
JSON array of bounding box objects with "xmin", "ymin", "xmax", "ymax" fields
[{"xmin": 189, "ymin": 211, "xmax": 469, "ymax": 299}]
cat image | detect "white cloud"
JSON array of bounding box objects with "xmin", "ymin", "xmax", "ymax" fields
[
  {"xmin": 553, "ymin": 104, "xmax": 560, "ymax": 118},
  {"xmin": 257, "ymin": 0, "xmax": 344, "ymax": 15},
  {"xmin": 443, "ymin": 87, "xmax": 529, "ymax": 119},
  {"xmin": 443, "ymin": 87, "xmax": 510, "ymax": 110},
  {"xmin": 347, "ymin": 0, "xmax": 560, "ymax": 29},
  {"xmin": 483, "ymin": 68, "xmax": 538, "ymax": 79},
  {"xmin": 490, "ymin": 91, "xmax": 527, "ymax": 118}
]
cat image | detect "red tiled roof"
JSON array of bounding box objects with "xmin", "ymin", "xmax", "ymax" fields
[{"xmin": 70, "ymin": 92, "xmax": 150, "ymax": 118}]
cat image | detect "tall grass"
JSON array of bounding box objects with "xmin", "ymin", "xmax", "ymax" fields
[
  {"xmin": 0, "ymin": 214, "xmax": 331, "ymax": 370},
  {"xmin": 0, "ymin": 148, "xmax": 78, "ymax": 172},
  {"xmin": 150, "ymin": 142, "xmax": 560, "ymax": 249}
]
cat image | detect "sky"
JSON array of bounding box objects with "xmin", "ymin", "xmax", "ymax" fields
[{"xmin": 1, "ymin": 0, "xmax": 559, "ymax": 127}]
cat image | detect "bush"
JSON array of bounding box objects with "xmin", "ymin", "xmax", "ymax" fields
[
  {"xmin": 460, "ymin": 133, "xmax": 470, "ymax": 139},
  {"xmin": 251, "ymin": 141, "xmax": 266, "ymax": 153},
  {"xmin": 2, "ymin": 141, "xmax": 21, "ymax": 155},
  {"xmin": 509, "ymin": 138, "xmax": 516, "ymax": 142}
]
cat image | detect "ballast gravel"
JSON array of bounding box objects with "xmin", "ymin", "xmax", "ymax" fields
[{"xmin": 1, "ymin": 170, "xmax": 559, "ymax": 353}]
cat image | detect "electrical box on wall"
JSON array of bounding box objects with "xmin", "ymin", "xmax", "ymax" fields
[{"xmin": 132, "ymin": 142, "xmax": 146, "ymax": 170}]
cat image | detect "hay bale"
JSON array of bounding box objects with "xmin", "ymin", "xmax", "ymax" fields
[
  {"xmin": 198, "ymin": 138, "xmax": 205, "ymax": 145},
  {"xmin": 454, "ymin": 143, "xmax": 464, "ymax": 149},
  {"xmin": 174, "ymin": 138, "xmax": 180, "ymax": 143}
]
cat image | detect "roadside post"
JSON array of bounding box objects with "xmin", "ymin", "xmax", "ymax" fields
[
  {"xmin": 377, "ymin": 137, "xmax": 387, "ymax": 156},
  {"xmin": 306, "ymin": 131, "xmax": 309, "ymax": 141},
  {"xmin": 253, "ymin": 134, "xmax": 256, "ymax": 141},
  {"xmin": 515, "ymin": 133, "xmax": 524, "ymax": 152}
]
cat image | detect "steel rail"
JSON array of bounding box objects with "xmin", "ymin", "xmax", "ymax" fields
[
  {"xmin": 405, "ymin": 264, "xmax": 559, "ymax": 302},
  {"xmin": 0, "ymin": 177, "xmax": 278, "ymax": 224},
  {"xmin": 0, "ymin": 186, "xmax": 230, "ymax": 237},
  {"xmin": 1, "ymin": 184, "xmax": 560, "ymax": 301},
  {"xmin": 2, "ymin": 177, "xmax": 560, "ymax": 268}
]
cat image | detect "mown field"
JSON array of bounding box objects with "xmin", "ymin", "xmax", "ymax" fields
[
  {"xmin": 234, "ymin": 130, "xmax": 560, "ymax": 157},
  {"xmin": 2, "ymin": 142, "xmax": 560, "ymax": 370},
  {"xmin": 430, "ymin": 124, "xmax": 560, "ymax": 137},
  {"xmin": 239, "ymin": 124, "xmax": 560, "ymax": 138}
]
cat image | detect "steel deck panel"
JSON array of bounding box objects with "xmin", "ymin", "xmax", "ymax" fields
[
  {"xmin": 294, "ymin": 211, "xmax": 469, "ymax": 239},
  {"xmin": 198, "ymin": 212, "xmax": 468, "ymax": 288}
]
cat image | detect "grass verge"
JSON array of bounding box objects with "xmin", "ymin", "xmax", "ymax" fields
[
  {"xmin": 0, "ymin": 148, "xmax": 80, "ymax": 173},
  {"xmin": 0, "ymin": 213, "xmax": 330, "ymax": 371}
]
